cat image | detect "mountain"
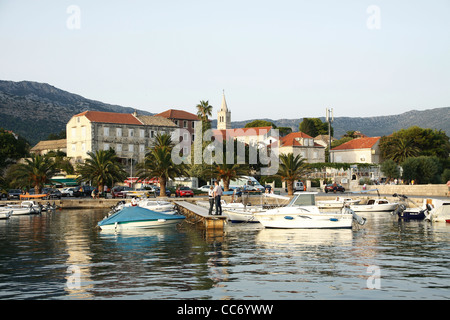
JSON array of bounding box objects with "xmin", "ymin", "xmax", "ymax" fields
[
  {"xmin": 1, "ymin": 80, "xmax": 449, "ymax": 145},
  {"xmin": 212, "ymin": 107, "xmax": 450, "ymax": 139},
  {"xmin": 0, "ymin": 80, "xmax": 152, "ymax": 145}
]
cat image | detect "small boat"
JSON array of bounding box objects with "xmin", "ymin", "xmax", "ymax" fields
[
  {"xmin": 255, "ymin": 192, "xmax": 366, "ymax": 229},
  {"xmin": 0, "ymin": 201, "xmax": 42, "ymax": 215},
  {"xmin": 350, "ymin": 198, "xmax": 398, "ymax": 212},
  {"xmin": 317, "ymin": 196, "xmax": 361, "ymax": 209},
  {"xmin": 137, "ymin": 199, "xmax": 175, "ymax": 212},
  {"xmin": 0, "ymin": 210, "xmax": 11, "ymax": 219},
  {"xmin": 392, "ymin": 194, "xmax": 445, "ymax": 220},
  {"xmin": 97, "ymin": 206, "xmax": 185, "ymax": 230},
  {"xmin": 424, "ymin": 200, "xmax": 450, "ymax": 222}
]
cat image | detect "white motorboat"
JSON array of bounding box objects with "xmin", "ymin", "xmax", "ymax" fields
[
  {"xmin": 137, "ymin": 199, "xmax": 175, "ymax": 212},
  {"xmin": 0, "ymin": 201, "xmax": 42, "ymax": 215},
  {"xmin": 97, "ymin": 206, "xmax": 185, "ymax": 230},
  {"xmin": 424, "ymin": 200, "xmax": 450, "ymax": 223},
  {"xmin": 350, "ymin": 198, "xmax": 398, "ymax": 212},
  {"xmin": 317, "ymin": 197, "xmax": 360, "ymax": 209},
  {"xmin": 255, "ymin": 192, "xmax": 366, "ymax": 229},
  {"xmin": 0, "ymin": 210, "xmax": 11, "ymax": 219}
]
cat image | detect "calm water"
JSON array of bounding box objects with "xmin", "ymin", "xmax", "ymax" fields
[{"xmin": 0, "ymin": 208, "xmax": 449, "ymax": 300}]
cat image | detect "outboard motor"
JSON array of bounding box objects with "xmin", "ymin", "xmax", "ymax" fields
[{"xmin": 342, "ymin": 206, "xmax": 366, "ymax": 226}]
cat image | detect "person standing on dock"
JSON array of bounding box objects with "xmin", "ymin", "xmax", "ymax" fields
[
  {"xmin": 208, "ymin": 186, "xmax": 215, "ymax": 215},
  {"xmin": 213, "ymin": 181, "xmax": 223, "ymax": 215}
]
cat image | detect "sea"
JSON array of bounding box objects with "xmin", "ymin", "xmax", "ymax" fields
[{"xmin": 0, "ymin": 208, "xmax": 449, "ymax": 301}]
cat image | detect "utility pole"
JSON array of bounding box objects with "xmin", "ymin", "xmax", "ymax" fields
[{"xmin": 326, "ymin": 108, "xmax": 334, "ymax": 163}]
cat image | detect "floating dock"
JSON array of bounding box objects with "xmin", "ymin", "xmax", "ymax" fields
[{"xmin": 174, "ymin": 201, "xmax": 227, "ymax": 230}]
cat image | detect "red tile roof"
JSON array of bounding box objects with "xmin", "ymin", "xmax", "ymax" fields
[
  {"xmin": 213, "ymin": 126, "xmax": 272, "ymax": 141},
  {"xmin": 74, "ymin": 111, "xmax": 143, "ymax": 125},
  {"xmin": 280, "ymin": 131, "xmax": 323, "ymax": 147},
  {"xmin": 156, "ymin": 109, "xmax": 199, "ymax": 121},
  {"xmin": 331, "ymin": 137, "xmax": 380, "ymax": 151}
]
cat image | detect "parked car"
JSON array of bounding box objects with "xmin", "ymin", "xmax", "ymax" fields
[
  {"xmin": 324, "ymin": 183, "xmax": 345, "ymax": 193},
  {"xmin": 73, "ymin": 185, "xmax": 95, "ymax": 197},
  {"xmin": 7, "ymin": 189, "xmax": 22, "ymax": 200},
  {"xmin": 198, "ymin": 185, "xmax": 213, "ymax": 193},
  {"xmin": 60, "ymin": 187, "xmax": 76, "ymax": 197},
  {"xmin": 175, "ymin": 186, "xmax": 194, "ymax": 197},
  {"xmin": 111, "ymin": 186, "xmax": 132, "ymax": 198},
  {"xmin": 152, "ymin": 187, "xmax": 171, "ymax": 197},
  {"xmin": 42, "ymin": 188, "xmax": 62, "ymax": 199}
]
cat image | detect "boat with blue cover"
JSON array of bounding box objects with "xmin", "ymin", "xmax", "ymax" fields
[{"xmin": 97, "ymin": 206, "xmax": 185, "ymax": 230}]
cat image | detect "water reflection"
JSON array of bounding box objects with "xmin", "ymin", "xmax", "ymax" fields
[{"xmin": 0, "ymin": 208, "xmax": 449, "ymax": 299}]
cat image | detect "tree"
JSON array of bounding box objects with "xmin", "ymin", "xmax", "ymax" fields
[
  {"xmin": 76, "ymin": 149, "xmax": 127, "ymax": 194},
  {"xmin": 380, "ymin": 126, "xmax": 450, "ymax": 163},
  {"xmin": 299, "ymin": 118, "xmax": 332, "ymax": 137},
  {"xmin": 0, "ymin": 129, "xmax": 29, "ymax": 169},
  {"xmin": 196, "ymin": 100, "xmax": 213, "ymax": 132},
  {"xmin": 212, "ymin": 140, "xmax": 249, "ymax": 191},
  {"xmin": 137, "ymin": 132, "xmax": 188, "ymax": 197},
  {"xmin": 9, "ymin": 154, "xmax": 57, "ymax": 193},
  {"xmin": 401, "ymin": 156, "xmax": 441, "ymax": 184},
  {"xmin": 245, "ymin": 120, "xmax": 276, "ymax": 128},
  {"xmin": 386, "ymin": 136, "xmax": 420, "ymax": 164},
  {"xmin": 276, "ymin": 153, "xmax": 308, "ymax": 195},
  {"xmin": 380, "ymin": 159, "xmax": 400, "ymax": 180}
]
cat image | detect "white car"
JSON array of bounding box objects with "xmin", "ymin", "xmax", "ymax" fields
[
  {"xmin": 60, "ymin": 187, "xmax": 75, "ymax": 197},
  {"xmin": 198, "ymin": 185, "xmax": 212, "ymax": 192}
]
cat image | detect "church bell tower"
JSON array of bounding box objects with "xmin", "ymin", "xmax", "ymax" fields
[{"xmin": 217, "ymin": 90, "xmax": 231, "ymax": 130}]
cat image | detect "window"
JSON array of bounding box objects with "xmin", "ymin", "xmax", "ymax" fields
[
  {"xmin": 104, "ymin": 143, "xmax": 110, "ymax": 151},
  {"xmin": 81, "ymin": 126, "xmax": 86, "ymax": 137},
  {"xmin": 129, "ymin": 144, "xmax": 134, "ymax": 152},
  {"xmin": 183, "ymin": 121, "xmax": 187, "ymax": 128},
  {"xmin": 140, "ymin": 129, "xmax": 145, "ymax": 138},
  {"xmin": 116, "ymin": 128, "xmax": 122, "ymax": 137},
  {"xmin": 116, "ymin": 144, "xmax": 122, "ymax": 152},
  {"xmin": 150, "ymin": 130, "xmax": 154, "ymax": 138},
  {"xmin": 129, "ymin": 129, "xmax": 134, "ymax": 137},
  {"xmin": 71, "ymin": 128, "xmax": 76, "ymax": 138},
  {"xmin": 81, "ymin": 143, "xmax": 86, "ymax": 151},
  {"xmin": 104, "ymin": 127, "xmax": 109, "ymax": 136},
  {"xmin": 71, "ymin": 143, "xmax": 76, "ymax": 151},
  {"xmin": 192, "ymin": 134, "xmax": 195, "ymax": 141},
  {"xmin": 183, "ymin": 132, "xmax": 189, "ymax": 141},
  {"xmin": 139, "ymin": 144, "xmax": 145, "ymax": 153},
  {"xmin": 192, "ymin": 121, "xmax": 195, "ymax": 128},
  {"xmin": 174, "ymin": 120, "xmax": 179, "ymax": 126}
]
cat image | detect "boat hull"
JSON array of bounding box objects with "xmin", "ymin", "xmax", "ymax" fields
[
  {"xmin": 225, "ymin": 210, "xmax": 259, "ymax": 223},
  {"xmin": 256, "ymin": 213, "xmax": 353, "ymax": 229},
  {"xmin": 351, "ymin": 203, "xmax": 398, "ymax": 212},
  {"xmin": 98, "ymin": 218, "xmax": 182, "ymax": 230},
  {"xmin": 98, "ymin": 206, "xmax": 185, "ymax": 230}
]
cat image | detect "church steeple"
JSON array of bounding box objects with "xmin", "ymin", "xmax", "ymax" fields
[{"xmin": 217, "ymin": 90, "xmax": 231, "ymax": 130}]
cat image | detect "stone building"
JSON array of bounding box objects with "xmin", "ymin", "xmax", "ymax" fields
[{"xmin": 66, "ymin": 111, "xmax": 177, "ymax": 168}]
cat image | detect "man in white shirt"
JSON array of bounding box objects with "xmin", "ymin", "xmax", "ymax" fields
[
  {"xmin": 208, "ymin": 186, "xmax": 215, "ymax": 215},
  {"xmin": 213, "ymin": 181, "xmax": 223, "ymax": 215}
]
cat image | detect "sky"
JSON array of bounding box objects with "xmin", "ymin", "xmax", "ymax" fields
[{"xmin": 0, "ymin": 0, "xmax": 449, "ymax": 121}]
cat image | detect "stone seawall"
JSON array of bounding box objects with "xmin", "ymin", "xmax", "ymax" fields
[{"xmin": 352, "ymin": 184, "xmax": 448, "ymax": 197}]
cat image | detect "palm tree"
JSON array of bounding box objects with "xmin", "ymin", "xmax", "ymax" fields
[
  {"xmin": 276, "ymin": 153, "xmax": 308, "ymax": 196},
  {"xmin": 214, "ymin": 162, "xmax": 248, "ymax": 192},
  {"xmin": 388, "ymin": 137, "xmax": 420, "ymax": 164},
  {"xmin": 137, "ymin": 132, "xmax": 187, "ymax": 197},
  {"xmin": 196, "ymin": 100, "xmax": 213, "ymax": 122},
  {"xmin": 196, "ymin": 100, "xmax": 213, "ymax": 132},
  {"xmin": 9, "ymin": 154, "xmax": 57, "ymax": 193},
  {"xmin": 76, "ymin": 150, "xmax": 127, "ymax": 194}
]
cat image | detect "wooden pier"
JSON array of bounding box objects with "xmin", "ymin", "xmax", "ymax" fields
[{"xmin": 174, "ymin": 201, "xmax": 227, "ymax": 230}]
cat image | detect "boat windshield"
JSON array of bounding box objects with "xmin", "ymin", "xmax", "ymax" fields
[{"xmin": 288, "ymin": 193, "xmax": 316, "ymax": 207}]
